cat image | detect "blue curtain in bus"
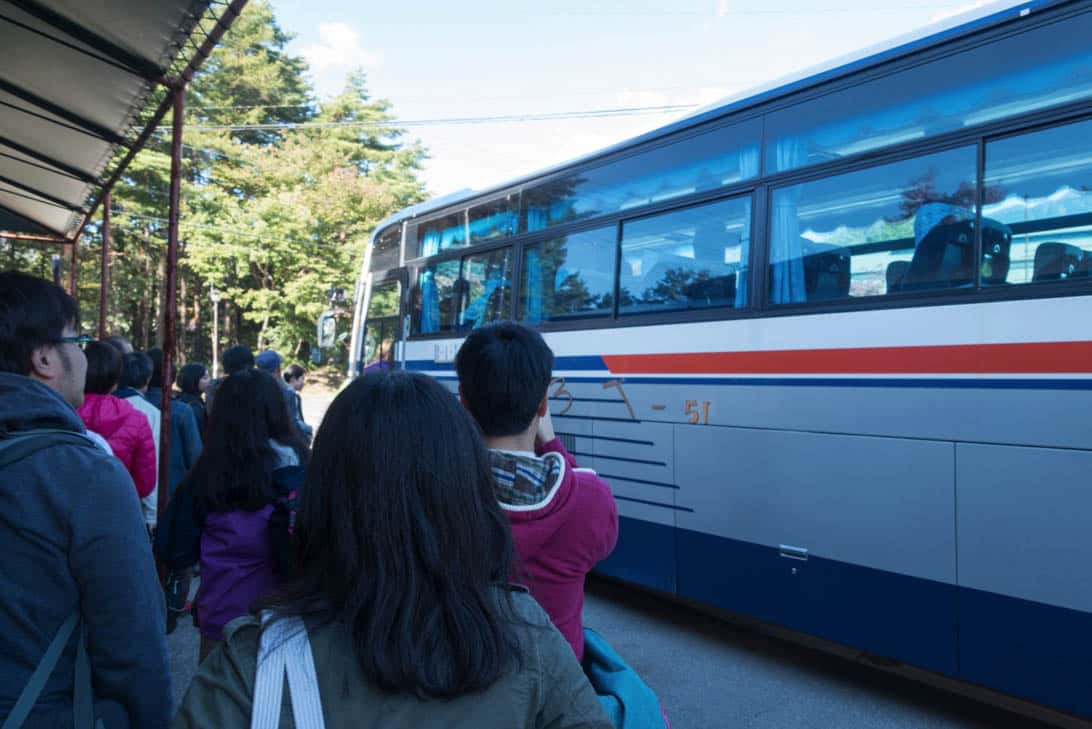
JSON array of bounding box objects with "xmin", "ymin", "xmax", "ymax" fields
[
  {"xmin": 770, "ymin": 140, "xmax": 807, "ymax": 304},
  {"xmin": 735, "ymin": 149, "xmax": 761, "ymax": 308},
  {"xmin": 461, "ymin": 275, "xmax": 508, "ymax": 330},
  {"xmin": 524, "ymin": 248, "xmax": 543, "ymax": 323},
  {"xmin": 526, "ymin": 208, "xmax": 548, "ymax": 233},
  {"xmin": 421, "ymin": 229, "xmax": 440, "ymax": 258},
  {"xmin": 420, "ymin": 269, "xmax": 438, "ymax": 333}
]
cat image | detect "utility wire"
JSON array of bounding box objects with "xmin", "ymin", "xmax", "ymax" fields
[{"xmin": 160, "ymin": 104, "xmax": 698, "ymax": 133}]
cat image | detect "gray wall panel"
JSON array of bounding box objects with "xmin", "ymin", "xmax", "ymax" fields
[{"xmin": 956, "ymin": 443, "xmax": 1092, "ymax": 612}]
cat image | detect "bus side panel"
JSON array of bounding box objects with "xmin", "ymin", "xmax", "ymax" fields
[
  {"xmin": 675, "ymin": 424, "xmax": 958, "ymax": 675},
  {"xmin": 956, "ymin": 444, "xmax": 1092, "ymax": 718},
  {"xmin": 584, "ymin": 420, "xmax": 677, "ymax": 594}
]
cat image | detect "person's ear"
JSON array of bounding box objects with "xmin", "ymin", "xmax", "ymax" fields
[
  {"xmin": 458, "ymin": 385, "xmax": 470, "ymax": 410},
  {"xmin": 537, "ymin": 393, "xmax": 549, "ymax": 417},
  {"xmin": 29, "ymin": 344, "xmax": 61, "ymax": 382}
]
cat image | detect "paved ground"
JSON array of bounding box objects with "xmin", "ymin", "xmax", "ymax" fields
[{"xmin": 582, "ymin": 578, "xmax": 1055, "ymax": 729}]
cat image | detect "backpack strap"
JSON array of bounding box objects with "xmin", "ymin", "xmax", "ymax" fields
[
  {"xmin": 250, "ymin": 615, "xmax": 326, "ymax": 729},
  {"xmin": 0, "ymin": 430, "xmax": 99, "ymax": 469},
  {"xmin": 1, "ymin": 613, "xmax": 78, "ymax": 729}
]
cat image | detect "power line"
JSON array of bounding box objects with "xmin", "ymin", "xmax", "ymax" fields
[{"xmin": 160, "ymin": 104, "xmax": 698, "ymax": 133}]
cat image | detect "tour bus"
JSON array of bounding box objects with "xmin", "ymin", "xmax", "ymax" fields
[{"xmin": 349, "ymin": 0, "xmax": 1092, "ymax": 719}]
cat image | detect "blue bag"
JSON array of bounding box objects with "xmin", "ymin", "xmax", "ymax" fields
[{"xmin": 582, "ymin": 628, "xmax": 669, "ymax": 729}]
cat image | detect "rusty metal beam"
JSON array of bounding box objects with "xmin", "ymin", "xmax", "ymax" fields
[
  {"xmin": 0, "ymin": 230, "xmax": 66, "ymax": 243},
  {"xmin": 157, "ymin": 87, "xmax": 184, "ymax": 526},
  {"xmin": 98, "ymin": 191, "xmax": 110, "ymax": 338},
  {"xmin": 67, "ymin": 236, "xmax": 77, "ymax": 296}
]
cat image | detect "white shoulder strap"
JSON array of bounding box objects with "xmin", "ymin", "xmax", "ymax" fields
[{"xmin": 250, "ymin": 615, "xmax": 327, "ymax": 729}]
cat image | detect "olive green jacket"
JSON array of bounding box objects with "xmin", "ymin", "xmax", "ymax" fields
[{"xmin": 172, "ymin": 590, "xmax": 611, "ymax": 729}]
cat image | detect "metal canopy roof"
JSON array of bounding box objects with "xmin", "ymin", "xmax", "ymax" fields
[{"xmin": 0, "ymin": 0, "xmax": 235, "ymax": 240}]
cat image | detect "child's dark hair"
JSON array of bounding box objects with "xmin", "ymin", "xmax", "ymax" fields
[
  {"xmin": 284, "ymin": 363, "xmax": 305, "ymax": 383},
  {"xmin": 455, "ymin": 321, "xmax": 554, "ymax": 437},
  {"xmin": 177, "ymin": 363, "xmax": 207, "ymax": 395},
  {"xmin": 84, "ymin": 341, "xmax": 123, "ymax": 394}
]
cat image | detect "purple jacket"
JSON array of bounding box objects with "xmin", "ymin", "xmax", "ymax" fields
[
  {"xmin": 195, "ymin": 441, "xmax": 300, "ymax": 641},
  {"xmin": 196, "ymin": 505, "xmax": 276, "ymax": 641}
]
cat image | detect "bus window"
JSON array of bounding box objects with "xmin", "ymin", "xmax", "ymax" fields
[
  {"xmin": 520, "ymin": 118, "xmax": 760, "ymax": 233},
  {"xmin": 519, "ymin": 226, "xmax": 616, "ymax": 323},
  {"xmin": 769, "ymin": 145, "xmax": 977, "ymax": 304},
  {"xmin": 367, "ymin": 280, "xmax": 401, "ymax": 319},
  {"xmin": 415, "ymin": 210, "xmax": 467, "ymax": 257},
  {"xmin": 766, "ymin": 11, "xmax": 1092, "ymax": 173},
  {"xmin": 469, "ymin": 197, "xmax": 519, "ymax": 244},
  {"xmin": 984, "ymin": 118, "xmax": 1092, "ymax": 287},
  {"xmin": 413, "ymin": 259, "xmax": 461, "ymax": 334},
  {"xmin": 370, "ymin": 224, "xmax": 402, "ymax": 272},
  {"xmin": 460, "ymin": 247, "xmax": 513, "ymax": 331},
  {"xmin": 619, "ymin": 196, "xmax": 751, "ymax": 315}
]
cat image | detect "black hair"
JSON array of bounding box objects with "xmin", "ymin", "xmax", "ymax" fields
[
  {"xmin": 189, "ymin": 368, "xmax": 309, "ymax": 514},
  {"xmin": 454, "ymin": 321, "xmax": 554, "ymax": 437},
  {"xmin": 177, "ymin": 362, "xmax": 208, "ymax": 395},
  {"xmin": 121, "ymin": 352, "xmax": 153, "ymax": 389},
  {"xmin": 0, "ymin": 270, "xmax": 80, "ymax": 376},
  {"xmin": 260, "ymin": 371, "xmax": 520, "ymax": 699},
  {"xmin": 283, "ymin": 363, "xmax": 305, "ymax": 383},
  {"xmin": 221, "ymin": 344, "xmax": 254, "ymax": 375},
  {"xmin": 84, "ymin": 341, "xmax": 123, "ymax": 395},
  {"xmin": 146, "ymin": 347, "xmax": 164, "ymax": 388}
]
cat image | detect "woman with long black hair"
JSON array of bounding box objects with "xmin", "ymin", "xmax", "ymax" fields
[
  {"xmin": 186, "ymin": 368, "xmax": 309, "ymax": 661},
  {"xmin": 173, "ymin": 371, "xmax": 608, "ymax": 728}
]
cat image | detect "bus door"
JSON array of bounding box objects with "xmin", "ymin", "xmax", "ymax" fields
[{"xmin": 361, "ymin": 269, "xmax": 407, "ymax": 372}]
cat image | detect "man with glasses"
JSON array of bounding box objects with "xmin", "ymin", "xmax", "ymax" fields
[{"xmin": 0, "ymin": 271, "xmax": 171, "ymax": 727}]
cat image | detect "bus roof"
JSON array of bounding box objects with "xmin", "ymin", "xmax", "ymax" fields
[{"xmin": 374, "ymin": 0, "xmax": 1069, "ymax": 236}]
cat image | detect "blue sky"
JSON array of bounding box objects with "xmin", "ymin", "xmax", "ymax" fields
[{"xmin": 269, "ymin": 0, "xmax": 999, "ymax": 197}]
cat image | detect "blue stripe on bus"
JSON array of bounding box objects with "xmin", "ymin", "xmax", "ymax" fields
[
  {"xmin": 406, "ymin": 355, "xmax": 607, "ymax": 371},
  {"xmin": 596, "ymin": 516, "xmax": 1092, "ymax": 718},
  {"xmin": 410, "ymin": 368, "xmax": 1092, "ymax": 391}
]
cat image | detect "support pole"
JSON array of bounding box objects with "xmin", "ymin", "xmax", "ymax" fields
[
  {"xmin": 157, "ymin": 86, "xmax": 184, "ymax": 528},
  {"xmin": 98, "ymin": 192, "xmax": 110, "ymax": 339},
  {"xmin": 67, "ymin": 237, "xmax": 77, "ymax": 297}
]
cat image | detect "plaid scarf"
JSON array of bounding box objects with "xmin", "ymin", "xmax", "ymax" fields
[{"xmin": 490, "ymin": 449, "xmax": 565, "ymax": 508}]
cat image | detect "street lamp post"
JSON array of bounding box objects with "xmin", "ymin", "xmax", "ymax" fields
[{"xmin": 210, "ymin": 285, "xmax": 221, "ymax": 377}]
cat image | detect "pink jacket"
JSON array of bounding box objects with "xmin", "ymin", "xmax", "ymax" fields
[
  {"xmin": 78, "ymin": 393, "xmax": 156, "ymax": 499},
  {"xmin": 491, "ymin": 437, "xmax": 619, "ymax": 660}
]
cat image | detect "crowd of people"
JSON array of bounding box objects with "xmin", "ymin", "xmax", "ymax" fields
[{"xmin": 0, "ymin": 270, "xmax": 666, "ymax": 729}]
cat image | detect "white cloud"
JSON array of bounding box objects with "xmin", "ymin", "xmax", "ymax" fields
[{"xmin": 300, "ymin": 22, "xmax": 382, "ymax": 74}]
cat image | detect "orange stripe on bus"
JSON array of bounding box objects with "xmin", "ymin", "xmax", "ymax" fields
[{"xmin": 601, "ymin": 341, "xmax": 1092, "ymax": 375}]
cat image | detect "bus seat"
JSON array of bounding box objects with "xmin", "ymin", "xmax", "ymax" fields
[
  {"xmin": 886, "ymin": 260, "xmax": 911, "ymax": 293},
  {"xmin": 801, "ymin": 243, "xmax": 850, "ymax": 300},
  {"xmin": 899, "ymin": 220, "xmax": 975, "ymax": 291},
  {"xmin": 1032, "ymin": 242, "xmax": 1089, "ymax": 282},
  {"xmin": 686, "ymin": 272, "xmax": 737, "ymax": 307},
  {"xmin": 980, "ymin": 219, "xmax": 1012, "ymax": 285}
]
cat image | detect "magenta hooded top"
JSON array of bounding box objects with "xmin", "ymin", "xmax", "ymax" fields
[
  {"xmin": 77, "ymin": 392, "xmax": 156, "ymax": 499},
  {"xmin": 491, "ymin": 437, "xmax": 619, "ymax": 660}
]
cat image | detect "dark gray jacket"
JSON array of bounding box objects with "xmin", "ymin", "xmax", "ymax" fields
[
  {"xmin": 0, "ymin": 373, "xmax": 171, "ymax": 728},
  {"xmin": 173, "ymin": 589, "xmax": 610, "ymax": 729}
]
